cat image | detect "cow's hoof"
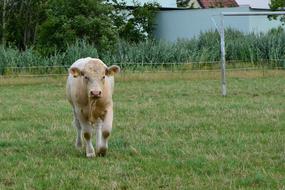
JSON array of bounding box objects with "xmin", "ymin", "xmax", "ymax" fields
[
  {"xmin": 96, "ymin": 147, "xmax": 107, "ymax": 157},
  {"xmin": 86, "ymin": 152, "xmax": 96, "ymax": 158}
]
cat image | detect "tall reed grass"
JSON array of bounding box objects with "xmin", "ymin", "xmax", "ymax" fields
[{"xmin": 0, "ymin": 28, "xmax": 284, "ymax": 75}]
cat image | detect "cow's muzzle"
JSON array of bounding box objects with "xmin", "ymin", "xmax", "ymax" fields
[{"xmin": 90, "ymin": 90, "xmax": 102, "ymax": 98}]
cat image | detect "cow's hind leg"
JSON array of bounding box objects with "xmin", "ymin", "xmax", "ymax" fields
[
  {"xmin": 73, "ymin": 111, "xmax": 83, "ymax": 149},
  {"xmin": 97, "ymin": 108, "xmax": 113, "ymax": 156}
]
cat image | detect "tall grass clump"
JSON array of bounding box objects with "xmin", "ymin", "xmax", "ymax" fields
[
  {"xmin": 102, "ymin": 40, "xmax": 195, "ymax": 64},
  {"xmin": 225, "ymin": 28, "xmax": 285, "ymax": 66},
  {"xmin": 102, "ymin": 30, "xmax": 221, "ymax": 64},
  {"xmin": 0, "ymin": 41, "xmax": 99, "ymax": 74},
  {"xmin": 0, "ymin": 46, "xmax": 43, "ymax": 74},
  {"xmin": 1, "ymin": 28, "xmax": 285, "ymax": 75},
  {"xmin": 103, "ymin": 27, "xmax": 285, "ymax": 66}
]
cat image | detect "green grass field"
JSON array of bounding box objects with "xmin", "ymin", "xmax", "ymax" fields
[{"xmin": 0, "ymin": 70, "xmax": 284, "ymax": 189}]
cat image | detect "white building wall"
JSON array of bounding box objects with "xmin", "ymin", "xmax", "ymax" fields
[
  {"xmin": 154, "ymin": 6, "xmax": 284, "ymax": 41},
  {"xmin": 248, "ymin": 9, "xmax": 283, "ymax": 33}
]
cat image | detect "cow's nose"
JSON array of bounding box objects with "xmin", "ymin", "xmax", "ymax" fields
[{"xmin": 90, "ymin": 90, "xmax": 102, "ymax": 98}]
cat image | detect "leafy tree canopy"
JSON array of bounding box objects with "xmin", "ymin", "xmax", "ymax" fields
[
  {"xmin": 270, "ymin": 0, "xmax": 285, "ymax": 24},
  {"xmin": 1, "ymin": 0, "xmax": 159, "ymax": 55}
]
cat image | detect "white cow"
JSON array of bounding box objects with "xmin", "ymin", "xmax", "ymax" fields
[{"xmin": 66, "ymin": 57, "xmax": 120, "ymax": 157}]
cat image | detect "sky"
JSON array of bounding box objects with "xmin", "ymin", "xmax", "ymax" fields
[{"xmin": 235, "ymin": 0, "xmax": 271, "ymax": 8}]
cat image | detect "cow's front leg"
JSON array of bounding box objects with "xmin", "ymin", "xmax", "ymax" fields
[
  {"xmin": 81, "ymin": 122, "xmax": 95, "ymax": 158},
  {"xmin": 98, "ymin": 108, "xmax": 113, "ymax": 156},
  {"xmin": 95, "ymin": 120, "xmax": 104, "ymax": 156}
]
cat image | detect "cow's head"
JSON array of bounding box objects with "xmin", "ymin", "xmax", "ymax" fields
[{"xmin": 69, "ymin": 59, "xmax": 120, "ymax": 99}]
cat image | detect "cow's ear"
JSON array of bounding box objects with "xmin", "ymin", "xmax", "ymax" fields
[
  {"xmin": 105, "ymin": 65, "xmax": 120, "ymax": 76},
  {"xmin": 69, "ymin": 67, "xmax": 83, "ymax": 78}
]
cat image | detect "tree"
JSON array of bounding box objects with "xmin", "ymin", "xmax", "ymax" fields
[
  {"xmin": 270, "ymin": 0, "xmax": 285, "ymax": 9},
  {"xmin": 1, "ymin": 0, "xmax": 6, "ymax": 45},
  {"xmin": 177, "ymin": 0, "xmax": 192, "ymax": 8},
  {"xmin": 37, "ymin": 0, "xmax": 118, "ymax": 54},
  {"xmin": 270, "ymin": 0, "xmax": 285, "ymax": 24},
  {"xmin": 111, "ymin": 1, "xmax": 159, "ymax": 43},
  {"xmin": 37, "ymin": 0, "xmax": 160, "ymax": 54},
  {"xmin": 1, "ymin": 0, "xmax": 160, "ymax": 54},
  {"xmin": 1, "ymin": 0, "xmax": 46, "ymax": 49}
]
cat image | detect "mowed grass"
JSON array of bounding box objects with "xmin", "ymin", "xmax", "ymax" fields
[{"xmin": 0, "ymin": 70, "xmax": 284, "ymax": 189}]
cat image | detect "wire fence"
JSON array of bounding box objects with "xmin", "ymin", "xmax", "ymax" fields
[{"xmin": 0, "ymin": 59, "xmax": 284, "ymax": 78}]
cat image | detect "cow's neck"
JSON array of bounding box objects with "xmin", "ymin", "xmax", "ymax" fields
[{"xmin": 88, "ymin": 98, "xmax": 108, "ymax": 123}]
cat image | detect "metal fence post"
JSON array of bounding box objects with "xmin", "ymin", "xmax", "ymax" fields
[{"xmin": 220, "ymin": 13, "xmax": 227, "ymax": 96}]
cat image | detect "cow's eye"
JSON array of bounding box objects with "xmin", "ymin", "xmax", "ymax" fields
[
  {"xmin": 84, "ymin": 76, "xmax": 89, "ymax": 80},
  {"xmin": 102, "ymin": 76, "xmax": 105, "ymax": 80}
]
